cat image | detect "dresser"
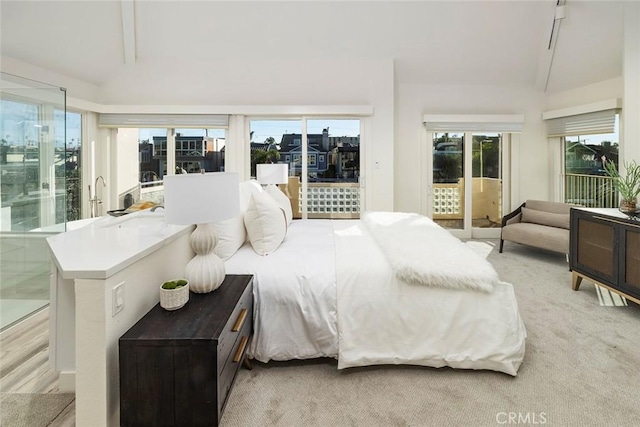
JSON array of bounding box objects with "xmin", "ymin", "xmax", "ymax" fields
[
  {"xmin": 570, "ymin": 208, "xmax": 640, "ymax": 304},
  {"xmin": 119, "ymin": 274, "xmax": 253, "ymax": 427}
]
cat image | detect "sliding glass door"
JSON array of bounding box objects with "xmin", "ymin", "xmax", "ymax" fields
[
  {"xmin": 1, "ymin": 73, "xmax": 67, "ymax": 331},
  {"xmin": 432, "ymin": 132, "xmax": 465, "ymax": 229},
  {"xmin": 428, "ymin": 131, "xmax": 508, "ymax": 238},
  {"xmin": 249, "ymin": 118, "xmax": 362, "ymax": 219},
  {"xmin": 471, "ymin": 133, "xmax": 503, "ymax": 229},
  {"xmin": 305, "ymin": 119, "xmax": 361, "ymax": 219}
]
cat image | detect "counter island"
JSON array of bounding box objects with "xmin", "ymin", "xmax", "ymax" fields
[{"xmin": 47, "ymin": 210, "xmax": 194, "ymax": 427}]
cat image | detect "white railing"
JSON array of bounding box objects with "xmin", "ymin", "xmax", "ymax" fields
[
  {"xmin": 300, "ymin": 183, "xmax": 360, "ymax": 219},
  {"xmin": 564, "ymin": 173, "xmax": 617, "ymax": 208},
  {"xmin": 433, "ymin": 182, "xmax": 463, "ymax": 219},
  {"xmin": 285, "ymin": 178, "xmax": 360, "ymax": 219}
]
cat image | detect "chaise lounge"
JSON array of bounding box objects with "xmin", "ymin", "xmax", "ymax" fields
[{"xmin": 499, "ymin": 199, "xmax": 574, "ymax": 255}]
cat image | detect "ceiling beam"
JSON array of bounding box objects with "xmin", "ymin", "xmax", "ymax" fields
[{"xmin": 120, "ymin": 0, "xmax": 136, "ymax": 64}]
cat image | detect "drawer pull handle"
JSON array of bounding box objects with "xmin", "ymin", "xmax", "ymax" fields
[
  {"xmin": 232, "ymin": 308, "xmax": 247, "ymax": 332},
  {"xmin": 233, "ymin": 336, "xmax": 249, "ymax": 363}
]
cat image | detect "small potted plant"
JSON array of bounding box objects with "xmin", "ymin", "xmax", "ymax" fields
[
  {"xmin": 160, "ymin": 279, "xmax": 189, "ymax": 310},
  {"xmin": 603, "ymin": 159, "xmax": 640, "ymax": 214}
]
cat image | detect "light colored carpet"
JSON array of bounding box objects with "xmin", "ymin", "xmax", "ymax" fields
[
  {"xmin": 0, "ymin": 393, "xmax": 74, "ymax": 427},
  {"xmin": 221, "ymin": 240, "xmax": 640, "ymax": 427}
]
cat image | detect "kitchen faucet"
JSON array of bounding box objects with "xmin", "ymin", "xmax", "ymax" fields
[{"xmin": 89, "ymin": 176, "xmax": 107, "ymax": 217}]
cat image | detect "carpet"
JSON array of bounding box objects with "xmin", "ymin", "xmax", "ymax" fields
[{"xmin": 0, "ymin": 393, "xmax": 74, "ymax": 427}]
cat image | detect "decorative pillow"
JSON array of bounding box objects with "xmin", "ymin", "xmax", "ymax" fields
[
  {"xmin": 212, "ymin": 180, "xmax": 262, "ymax": 259},
  {"xmin": 521, "ymin": 207, "xmax": 570, "ymax": 229},
  {"xmin": 244, "ymin": 191, "xmax": 287, "ymax": 256},
  {"xmin": 239, "ymin": 180, "xmax": 263, "ymax": 212},
  {"xmin": 265, "ymin": 184, "xmax": 293, "ymax": 226},
  {"xmin": 212, "ymin": 215, "xmax": 246, "ymax": 260}
]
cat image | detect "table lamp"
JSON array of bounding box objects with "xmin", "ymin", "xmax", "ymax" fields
[
  {"xmin": 164, "ymin": 172, "xmax": 240, "ymax": 293},
  {"xmin": 257, "ymin": 163, "xmax": 289, "ymax": 196}
]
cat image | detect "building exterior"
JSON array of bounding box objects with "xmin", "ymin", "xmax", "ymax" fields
[
  {"xmin": 251, "ymin": 128, "xmax": 360, "ymax": 182},
  {"xmin": 147, "ymin": 135, "xmax": 225, "ymax": 179}
]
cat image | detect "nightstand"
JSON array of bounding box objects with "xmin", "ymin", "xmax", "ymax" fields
[{"xmin": 119, "ymin": 274, "xmax": 253, "ymax": 427}]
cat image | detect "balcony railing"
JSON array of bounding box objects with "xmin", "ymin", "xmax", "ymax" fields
[
  {"xmin": 564, "ymin": 173, "xmax": 618, "ymax": 208},
  {"xmin": 285, "ymin": 178, "xmax": 360, "ymax": 219}
]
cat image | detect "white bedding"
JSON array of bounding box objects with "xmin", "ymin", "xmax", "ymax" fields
[
  {"xmin": 224, "ymin": 220, "xmax": 340, "ymax": 361},
  {"xmin": 224, "ymin": 217, "xmax": 527, "ymax": 375},
  {"xmin": 335, "ymin": 220, "xmax": 526, "ymax": 375},
  {"xmin": 362, "ymin": 211, "xmax": 499, "ymax": 292}
]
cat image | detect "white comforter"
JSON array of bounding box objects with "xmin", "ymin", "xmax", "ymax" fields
[
  {"xmin": 224, "ymin": 217, "xmax": 526, "ymax": 375},
  {"xmin": 225, "ymin": 220, "xmax": 340, "ymax": 361}
]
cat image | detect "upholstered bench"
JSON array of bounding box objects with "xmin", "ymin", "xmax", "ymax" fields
[{"xmin": 499, "ymin": 200, "xmax": 574, "ymax": 255}]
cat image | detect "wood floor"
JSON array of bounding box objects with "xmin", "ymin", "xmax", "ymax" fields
[{"xmin": 0, "ymin": 307, "xmax": 75, "ymax": 426}]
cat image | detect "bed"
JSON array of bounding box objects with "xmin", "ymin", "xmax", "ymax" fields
[{"xmin": 223, "ymin": 209, "xmax": 527, "ymax": 376}]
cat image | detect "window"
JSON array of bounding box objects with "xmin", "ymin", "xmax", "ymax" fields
[
  {"xmin": 543, "ymin": 102, "xmax": 620, "ymax": 207},
  {"xmin": 249, "ymin": 119, "xmax": 300, "ymax": 178},
  {"xmin": 55, "ymin": 109, "xmax": 82, "ymax": 221},
  {"xmin": 138, "ymin": 128, "xmax": 226, "ymax": 181},
  {"xmin": 563, "ymin": 126, "xmax": 619, "ymax": 207},
  {"xmin": 249, "ymin": 118, "xmax": 361, "ymax": 219},
  {"xmin": 0, "ymin": 74, "xmax": 67, "ymax": 331}
]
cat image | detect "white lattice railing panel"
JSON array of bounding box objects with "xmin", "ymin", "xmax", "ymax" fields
[
  {"xmin": 433, "ymin": 185, "xmax": 462, "ymax": 216},
  {"xmin": 298, "ymin": 184, "xmax": 360, "ymax": 218}
]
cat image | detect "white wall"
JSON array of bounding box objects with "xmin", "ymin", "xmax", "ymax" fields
[
  {"xmin": 4, "ymin": 53, "xmax": 632, "ymax": 214},
  {"xmin": 1, "ymin": 56, "xmax": 101, "ymax": 103},
  {"xmin": 98, "ymin": 58, "xmax": 395, "ymax": 211},
  {"xmin": 113, "ymin": 128, "xmax": 140, "ymax": 204},
  {"xmin": 544, "ymin": 77, "xmax": 623, "ymax": 111},
  {"xmin": 395, "ymin": 83, "xmax": 547, "ymax": 213},
  {"xmin": 622, "ymin": 1, "xmax": 640, "ymax": 165}
]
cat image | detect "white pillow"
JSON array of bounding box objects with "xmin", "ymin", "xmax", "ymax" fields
[
  {"xmin": 212, "ymin": 180, "xmax": 262, "ymax": 260},
  {"xmin": 239, "ymin": 180, "xmax": 263, "ymax": 213},
  {"xmin": 212, "ymin": 215, "xmax": 246, "ymax": 260},
  {"xmin": 244, "ymin": 191, "xmax": 287, "ymax": 256},
  {"xmin": 265, "ymin": 184, "xmax": 293, "ymax": 225}
]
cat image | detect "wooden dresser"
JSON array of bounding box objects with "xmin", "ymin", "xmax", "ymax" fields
[
  {"xmin": 570, "ymin": 208, "xmax": 640, "ymax": 304},
  {"xmin": 119, "ymin": 274, "xmax": 253, "ymax": 427}
]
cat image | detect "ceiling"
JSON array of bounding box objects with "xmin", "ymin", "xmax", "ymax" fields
[{"xmin": 0, "ymin": 0, "xmax": 625, "ymax": 94}]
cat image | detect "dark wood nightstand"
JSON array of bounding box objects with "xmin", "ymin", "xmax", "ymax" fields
[{"xmin": 119, "ymin": 274, "xmax": 253, "ymax": 427}]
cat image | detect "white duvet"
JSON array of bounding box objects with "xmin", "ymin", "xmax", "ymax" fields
[{"xmin": 224, "ymin": 217, "xmax": 526, "ymax": 375}]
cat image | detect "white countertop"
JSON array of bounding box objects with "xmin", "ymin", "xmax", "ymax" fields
[{"xmin": 47, "ymin": 210, "xmax": 193, "ymax": 280}]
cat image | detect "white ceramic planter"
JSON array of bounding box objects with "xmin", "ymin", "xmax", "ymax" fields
[{"xmin": 160, "ymin": 280, "xmax": 189, "ymax": 311}]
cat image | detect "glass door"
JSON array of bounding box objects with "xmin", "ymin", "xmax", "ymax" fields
[
  {"xmin": 248, "ymin": 118, "xmax": 362, "ymax": 219},
  {"xmin": 1, "ymin": 73, "xmax": 67, "ymax": 331},
  {"xmin": 471, "ymin": 133, "xmax": 503, "ymax": 230},
  {"xmin": 305, "ymin": 119, "xmax": 361, "ymax": 219},
  {"xmin": 432, "ymin": 132, "xmax": 465, "ymax": 231},
  {"xmin": 429, "ymin": 131, "xmax": 506, "ymax": 238}
]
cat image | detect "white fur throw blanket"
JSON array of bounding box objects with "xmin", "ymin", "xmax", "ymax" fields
[{"xmin": 362, "ymin": 211, "xmax": 498, "ymax": 292}]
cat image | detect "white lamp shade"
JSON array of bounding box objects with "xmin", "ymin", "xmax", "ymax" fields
[
  {"xmin": 257, "ymin": 163, "xmax": 288, "ymax": 185},
  {"xmin": 164, "ymin": 172, "xmax": 240, "ymax": 225}
]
